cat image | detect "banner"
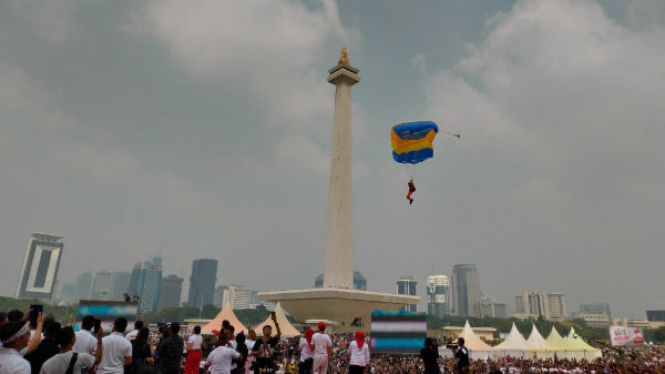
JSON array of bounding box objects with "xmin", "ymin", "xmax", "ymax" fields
[
  {"xmin": 74, "ymin": 300, "xmax": 139, "ymax": 334},
  {"xmin": 370, "ymin": 310, "xmax": 427, "ymax": 354},
  {"xmin": 609, "ymin": 326, "xmax": 644, "ymax": 346}
]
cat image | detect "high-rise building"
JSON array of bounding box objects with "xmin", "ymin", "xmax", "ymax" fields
[
  {"xmin": 158, "ymin": 275, "xmax": 184, "ymax": 310},
  {"xmin": 90, "ymin": 272, "xmax": 113, "ymax": 300},
  {"xmin": 396, "ymin": 275, "xmax": 417, "ymax": 312},
  {"xmin": 515, "ymin": 292, "xmax": 567, "ymax": 321},
  {"xmin": 314, "ymin": 271, "xmax": 367, "ymax": 290},
  {"xmin": 15, "ymin": 233, "xmax": 65, "ymax": 300},
  {"xmin": 187, "ymin": 259, "xmax": 217, "ymax": 308},
  {"xmin": 75, "ymin": 272, "xmax": 93, "ymax": 301},
  {"xmin": 426, "ymin": 275, "xmax": 450, "ymax": 318},
  {"xmin": 220, "ymin": 285, "xmax": 257, "ymax": 310},
  {"xmin": 451, "ymin": 264, "xmax": 481, "ymax": 318},
  {"xmin": 580, "ymin": 303, "xmax": 611, "ymax": 319},
  {"xmin": 213, "ymin": 285, "xmax": 228, "ymax": 307},
  {"xmin": 128, "ymin": 257, "xmax": 163, "ymax": 313},
  {"xmin": 109, "ymin": 272, "xmax": 131, "ymax": 301},
  {"xmin": 480, "ymin": 295, "xmax": 508, "ymax": 319}
]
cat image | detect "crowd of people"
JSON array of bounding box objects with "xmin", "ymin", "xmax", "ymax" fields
[{"xmin": 2, "ymin": 308, "xmax": 665, "ymax": 374}]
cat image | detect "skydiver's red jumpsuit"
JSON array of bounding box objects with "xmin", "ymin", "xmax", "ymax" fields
[{"xmin": 407, "ymin": 180, "xmax": 416, "ymax": 204}]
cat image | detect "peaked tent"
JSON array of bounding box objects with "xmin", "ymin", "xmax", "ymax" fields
[
  {"xmin": 453, "ymin": 321, "xmax": 494, "ymax": 360},
  {"xmin": 201, "ymin": 302, "xmax": 248, "ymax": 334},
  {"xmin": 564, "ymin": 327, "xmax": 602, "ymax": 360},
  {"xmin": 252, "ymin": 302, "xmax": 301, "ymax": 337},
  {"xmin": 493, "ymin": 323, "xmax": 528, "ymax": 358},
  {"xmin": 545, "ymin": 326, "xmax": 577, "ymax": 359},
  {"xmin": 525, "ymin": 324, "xmax": 553, "ymax": 359}
]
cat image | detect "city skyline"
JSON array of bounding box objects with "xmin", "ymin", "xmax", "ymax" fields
[{"xmin": 2, "ymin": 1, "xmax": 665, "ymax": 318}]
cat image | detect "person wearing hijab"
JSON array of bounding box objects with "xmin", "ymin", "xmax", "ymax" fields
[
  {"xmin": 297, "ymin": 329, "xmax": 315, "ymax": 374},
  {"xmin": 347, "ymin": 331, "xmax": 369, "ymax": 374}
]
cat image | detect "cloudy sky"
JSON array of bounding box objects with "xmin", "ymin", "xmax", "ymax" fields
[{"xmin": 1, "ymin": 0, "xmax": 664, "ymax": 318}]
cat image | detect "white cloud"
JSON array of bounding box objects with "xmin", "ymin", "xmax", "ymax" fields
[
  {"xmin": 130, "ymin": 0, "xmax": 356, "ymax": 132},
  {"xmin": 427, "ymin": 0, "xmax": 665, "ymax": 171}
]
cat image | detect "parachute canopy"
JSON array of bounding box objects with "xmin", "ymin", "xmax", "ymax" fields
[{"xmin": 391, "ymin": 121, "xmax": 439, "ymax": 164}]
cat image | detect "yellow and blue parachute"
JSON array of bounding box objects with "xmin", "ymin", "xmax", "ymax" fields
[{"xmin": 391, "ymin": 120, "xmax": 439, "ymax": 164}]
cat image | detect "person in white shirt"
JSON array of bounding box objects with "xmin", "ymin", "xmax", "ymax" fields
[
  {"xmin": 40, "ymin": 326, "xmax": 103, "ymax": 374},
  {"xmin": 205, "ymin": 339, "xmax": 242, "ymax": 374},
  {"xmin": 311, "ymin": 322, "xmax": 331, "ymax": 374},
  {"xmin": 347, "ymin": 332, "xmax": 369, "ymax": 374},
  {"xmin": 185, "ymin": 326, "xmax": 203, "ymax": 374},
  {"xmin": 244, "ymin": 331, "xmax": 257, "ymax": 374},
  {"xmin": 73, "ymin": 316, "xmax": 98, "ymax": 355},
  {"xmin": 297, "ymin": 329, "xmax": 315, "ymax": 374},
  {"xmin": 0, "ymin": 322, "xmax": 32, "ymax": 374},
  {"xmin": 125, "ymin": 321, "xmax": 144, "ymax": 342},
  {"xmin": 97, "ymin": 318, "xmax": 132, "ymax": 374}
]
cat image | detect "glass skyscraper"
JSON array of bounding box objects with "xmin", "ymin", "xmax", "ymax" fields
[
  {"xmin": 451, "ymin": 264, "xmax": 481, "ymax": 318},
  {"xmin": 187, "ymin": 259, "xmax": 217, "ymax": 308},
  {"xmin": 128, "ymin": 257, "xmax": 163, "ymax": 313}
]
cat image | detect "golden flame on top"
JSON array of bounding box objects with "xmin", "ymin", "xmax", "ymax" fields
[{"xmin": 338, "ymin": 46, "xmax": 349, "ymax": 65}]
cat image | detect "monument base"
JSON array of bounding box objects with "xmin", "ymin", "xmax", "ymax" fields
[{"xmin": 258, "ymin": 288, "xmax": 420, "ymax": 332}]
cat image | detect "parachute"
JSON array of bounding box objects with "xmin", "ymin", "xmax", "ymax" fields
[{"xmin": 391, "ymin": 120, "xmax": 439, "ymax": 164}]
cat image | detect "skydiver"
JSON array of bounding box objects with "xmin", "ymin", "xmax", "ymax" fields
[{"xmin": 406, "ymin": 179, "xmax": 416, "ymax": 204}]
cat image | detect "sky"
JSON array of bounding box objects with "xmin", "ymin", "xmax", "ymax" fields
[{"xmin": 1, "ymin": 0, "xmax": 664, "ymax": 319}]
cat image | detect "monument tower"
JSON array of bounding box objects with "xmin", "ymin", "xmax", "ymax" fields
[
  {"xmin": 323, "ymin": 46, "xmax": 360, "ymax": 289},
  {"xmin": 258, "ymin": 48, "xmax": 419, "ymax": 330}
]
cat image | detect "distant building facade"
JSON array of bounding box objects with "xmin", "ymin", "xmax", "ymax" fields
[
  {"xmin": 515, "ymin": 292, "xmax": 567, "ymax": 321},
  {"xmin": 451, "ymin": 264, "xmax": 481, "ymax": 318},
  {"xmin": 109, "ymin": 272, "xmax": 131, "ymax": 301},
  {"xmin": 90, "ymin": 272, "xmax": 113, "ymax": 300},
  {"xmin": 397, "ymin": 275, "xmax": 417, "ymax": 312},
  {"xmin": 426, "ymin": 275, "xmax": 450, "ymax": 318},
  {"xmin": 158, "ymin": 275, "xmax": 184, "ymax": 310},
  {"xmin": 481, "ymin": 295, "xmax": 508, "ymax": 319},
  {"xmin": 187, "ymin": 259, "xmax": 217, "ymax": 308},
  {"xmin": 220, "ymin": 285, "xmax": 257, "ymax": 310},
  {"xmin": 647, "ymin": 310, "xmax": 665, "ymax": 322},
  {"xmin": 580, "ymin": 303, "xmax": 612, "ymax": 319},
  {"xmin": 15, "ymin": 233, "xmax": 65, "ymax": 300},
  {"xmin": 128, "ymin": 257, "xmax": 163, "ymax": 313},
  {"xmin": 314, "ymin": 271, "xmax": 367, "ymax": 290},
  {"xmin": 571, "ymin": 312, "xmax": 610, "ymax": 328}
]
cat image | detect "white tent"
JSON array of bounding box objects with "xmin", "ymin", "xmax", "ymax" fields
[
  {"xmin": 252, "ymin": 302, "xmax": 301, "ymax": 337},
  {"xmin": 563, "ymin": 327, "xmax": 602, "ymax": 360},
  {"xmin": 525, "ymin": 324, "xmax": 553, "ymax": 359},
  {"xmin": 446, "ymin": 321, "xmax": 494, "ymax": 360},
  {"xmin": 492, "ymin": 323, "xmax": 528, "ymax": 358}
]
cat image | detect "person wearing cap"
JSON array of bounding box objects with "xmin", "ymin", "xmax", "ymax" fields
[
  {"xmin": 311, "ymin": 322, "xmax": 331, "ymax": 374},
  {"xmin": 0, "ymin": 322, "xmax": 32, "ymax": 374}
]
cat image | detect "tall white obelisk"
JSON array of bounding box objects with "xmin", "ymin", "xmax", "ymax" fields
[{"xmin": 323, "ymin": 47, "xmax": 360, "ymax": 289}]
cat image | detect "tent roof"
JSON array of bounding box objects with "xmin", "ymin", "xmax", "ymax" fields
[
  {"xmin": 201, "ymin": 302, "xmax": 248, "ymax": 334},
  {"xmin": 525, "ymin": 324, "xmax": 549, "ymax": 350},
  {"xmin": 252, "ymin": 302, "xmax": 301, "ymax": 337},
  {"xmin": 565, "ymin": 327, "xmax": 601, "ymax": 352},
  {"xmin": 494, "ymin": 323, "xmax": 528, "ymax": 350},
  {"xmin": 545, "ymin": 326, "xmax": 574, "ymax": 350},
  {"xmin": 458, "ymin": 321, "xmax": 493, "ymax": 350}
]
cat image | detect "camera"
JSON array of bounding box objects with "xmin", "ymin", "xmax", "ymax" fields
[{"xmin": 446, "ymin": 343, "xmax": 458, "ymax": 349}]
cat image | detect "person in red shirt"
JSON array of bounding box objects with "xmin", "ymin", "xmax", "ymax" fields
[{"xmin": 406, "ymin": 180, "xmax": 416, "ymax": 204}]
